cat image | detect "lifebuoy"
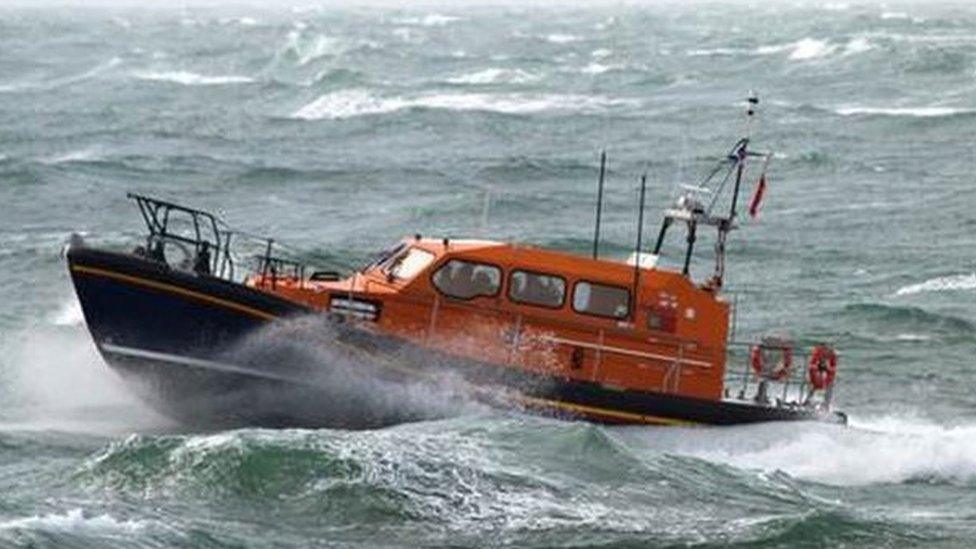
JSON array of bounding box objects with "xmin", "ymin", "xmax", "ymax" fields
[
  {"xmin": 807, "ymin": 345, "xmax": 838, "ymax": 390},
  {"xmin": 750, "ymin": 344, "xmax": 792, "ymax": 381}
]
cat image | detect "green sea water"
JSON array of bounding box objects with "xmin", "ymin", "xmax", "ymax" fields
[{"xmin": 2, "ymin": 1, "xmax": 976, "ymax": 546}]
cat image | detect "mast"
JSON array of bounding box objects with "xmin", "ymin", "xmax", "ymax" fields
[
  {"xmin": 632, "ymin": 173, "xmax": 647, "ymax": 318},
  {"xmin": 592, "ymin": 150, "xmax": 607, "ymax": 259}
]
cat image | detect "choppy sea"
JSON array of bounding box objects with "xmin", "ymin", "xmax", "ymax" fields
[{"xmin": 2, "ymin": 1, "xmax": 976, "ymax": 546}]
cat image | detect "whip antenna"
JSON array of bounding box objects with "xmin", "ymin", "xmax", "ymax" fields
[{"xmin": 592, "ymin": 150, "xmax": 607, "ymax": 259}]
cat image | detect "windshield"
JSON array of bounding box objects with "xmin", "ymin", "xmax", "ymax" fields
[
  {"xmin": 386, "ymin": 248, "xmax": 435, "ymax": 281},
  {"xmin": 362, "ymin": 242, "xmax": 407, "ymax": 272}
]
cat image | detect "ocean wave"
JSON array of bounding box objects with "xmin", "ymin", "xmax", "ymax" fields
[
  {"xmin": 132, "ymin": 71, "xmax": 254, "ymax": 86},
  {"xmin": 835, "ymin": 106, "xmax": 976, "ymax": 118},
  {"xmin": 691, "ymin": 37, "xmax": 869, "ymax": 60},
  {"xmin": 292, "ymin": 32, "xmax": 344, "ymax": 65},
  {"xmin": 733, "ymin": 417, "xmax": 976, "ymax": 485},
  {"xmin": 76, "ymin": 418, "xmax": 843, "ymax": 542},
  {"xmin": 545, "ymin": 33, "xmax": 582, "ymax": 44},
  {"xmin": 392, "ymin": 14, "xmax": 461, "ymax": 27},
  {"xmin": 445, "ymin": 68, "xmax": 539, "ymax": 85},
  {"xmin": 2, "ymin": 57, "xmax": 123, "ymax": 93},
  {"xmin": 0, "ymin": 508, "xmax": 149, "ymax": 534},
  {"xmin": 291, "ymin": 89, "xmax": 638, "ymax": 120},
  {"xmin": 895, "ymin": 274, "xmax": 976, "ymax": 296},
  {"xmin": 842, "ymin": 303, "xmax": 974, "ymax": 336}
]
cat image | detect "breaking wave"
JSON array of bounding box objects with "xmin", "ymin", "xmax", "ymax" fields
[
  {"xmin": 445, "ymin": 68, "xmax": 539, "ymax": 85},
  {"xmin": 133, "ymin": 71, "xmax": 254, "ymax": 86},
  {"xmin": 679, "ymin": 416, "xmax": 976, "ymax": 486},
  {"xmin": 291, "ymin": 89, "xmax": 638, "ymax": 120},
  {"xmin": 544, "ymin": 33, "xmax": 582, "ymax": 44},
  {"xmin": 895, "ymin": 274, "xmax": 976, "ymax": 296},
  {"xmin": 392, "ymin": 14, "xmax": 461, "ymax": 27},
  {"xmin": 690, "ymin": 37, "xmax": 871, "ymax": 60},
  {"xmin": 841, "ymin": 303, "xmax": 974, "ymax": 338},
  {"xmin": 0, "ymin": 509, "xmax": 149, "ymax": 534},
  {"xmin": 836, "ymin": 106, "xmax": 976, "ymax": 118}
]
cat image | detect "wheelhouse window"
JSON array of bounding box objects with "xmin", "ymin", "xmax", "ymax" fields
[
  {"xmin": 573, "ymin": 281, "xmax": 630, "ymax": 319},
  {"xmin": 509, "ymin": 270, "xmax": 565, "ymax": 308},
  {"xmin": 432, "ymin": 259, "xmax": 501, "ymax": 299},
  {"xmin": 385, "ymin": 248, "xmax": 435, "ymax": 281}
]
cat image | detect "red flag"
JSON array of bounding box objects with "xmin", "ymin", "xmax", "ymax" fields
[{"xmin": 748, "ymin": 174, "xmax": 767, "ymax": 218}]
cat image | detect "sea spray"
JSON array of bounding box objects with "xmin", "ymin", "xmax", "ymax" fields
[{"xmin": 214, "ymin": 314, "xmax": 486, "ymax": 428}]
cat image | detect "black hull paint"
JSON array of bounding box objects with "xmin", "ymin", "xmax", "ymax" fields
[{"xmin": 66, "ymin": 246, "xmax": 845, "ymax": 428}]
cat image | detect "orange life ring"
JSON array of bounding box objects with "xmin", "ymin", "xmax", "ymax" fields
[
  {"xmin": 807, "ymin": 345, "xmax": 838, "ymax": 390},
  {"xmin": 750, "ymin": 344, "xmax": 792, "ymax": 381}
]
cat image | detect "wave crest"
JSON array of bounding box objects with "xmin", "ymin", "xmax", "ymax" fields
[
  {"xmin": 292, "ymin": 89, "xmax": 637, "ymax": 120},
  {"xmin": 895, "ymin": 274, "xmax": 976, "ymax": 296},
  {"xmin": 133, "ymin": 71, "xmax": 254, "ymax": 86}
]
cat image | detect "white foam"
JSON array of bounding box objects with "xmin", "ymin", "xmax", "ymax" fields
[
  {"xmin": 837, "ymin": 106, "xmax": 973, "ymax": 117},
  {"xmin": 895, "ymin": 273, "xmax": 976, "ymax": 296},
  {"xmin": 881, "ymin": 11, "xmax": 910, "ymax": 20},
  {"xmin": 591, "ymin": 48, "xmax": 612, "ymax": 59},
  {"xmin": 133, "ymin": 71, "xmax": 253, "ymax": 86},
  {"xmin": 292, "ymin": 89, "xmax": 637, "ymax": 120},
  {"xmin": 292, "ymin": 89, "xmax": 410, "ymax": 120},
  {"xmin": 580, "ymin": 62, "xmax": 613, "ymax": 74},
  {"xmin": 393, "ymin": 14, "xmax": 460, "ymax": 27},
  {"xmin": 446, "ymin": 68, "xmax": 538, "ymax": 85},
  {"xmin": 49, "ymin": 298, "xmax": 85, "ymax": 326},
  {"xmin": 43, "ymin": 148, "xmax": 102, "ymax": 165},
  {"xmin": 296, "ymin": 34, "xmax": 344, "ymax": 65},
  {"xmin": 0, "ymin": 509, "xmax": 147, "ymax": 533},
  {"xmin": 788, "ymin": 38, "xmax": 836, "ymax": 60},
  {"xmin": 546, "ymin": 33, "xmax": 581, "ymax": 44},
  {"xmin": 687, "ymin": 47, "xmax": 738, "ymax": 57},
  {"xmin": 689, "ymin": 416, "xmax": 976, "ymax": 486},
  {"xmin": 842, "ymin": 37, "xmax": 873, "ymax": 56}
]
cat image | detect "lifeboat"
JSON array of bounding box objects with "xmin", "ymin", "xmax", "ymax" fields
[{"xmin": 64, "ymin": 102, "xmax": 847, "ymax": 428}]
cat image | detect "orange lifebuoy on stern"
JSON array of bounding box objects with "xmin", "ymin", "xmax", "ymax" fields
[
  {"xmin": 750, "ymin": 344, "xmax": 792, "ymax": 381},
  {"xmin": 807, "ymin": 345, "xmax": 838, "ymax": 390}
]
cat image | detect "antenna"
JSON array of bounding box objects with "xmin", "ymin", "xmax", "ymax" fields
[
  {"xmin": 729, "ymin": 93, "xmax": 758, "ymax": 220},
  {"xmin": 632, "ymin": 173, "xmax": 647, "ymax": 319},
  {"xmin": 592, "ymin": 150, "xmax": 606, "ymax": 259}
]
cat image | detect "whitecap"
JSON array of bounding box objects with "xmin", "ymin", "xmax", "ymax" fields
[
  {"xmin": 297, "ymin": 34, "xmax": 344, "ymax": 65},
  {"xmin": 687, "ymin": 47, "xmax": 739, "ymax": 57},
  {"xmin": 133, "ymin": 71, "xmax": 254, "ymax": 86},
  {"xmin": 580, "ymin": 62, "xmax": 614, "ymax": 74},
  {"xmin": 394, "ymin": 14, "xmax": 460, "ymax": 27},
  {"xmin": 788, "ymin": 38, "xmax": 836, "ymax": 60},
  {"xmin": 895, "ymin": 273, "xmax": 976, "ymax": 296},
  {"xmin": 836, "ymin": 106, "xmax": 974, "ymax": 118},
  {"xmin": 43, "ymin": 148, "xmax": 101, "ymax": 165},
  {"xmin": 591, "ymin": 48, "xmax": 612, "ymax": 59},
  {"xmin": 446, "ymin": 68, "xmax": 538, "ymax": 85},
  {"xmin": 842, "ymin": 37, "xmax": 873, "ymax": 56},
  {"xmin": 291, "ymin": 89, "xmax": 638, "ymax": 120},
  {"xmin": 545, "ymin": 33, "xmax": 581, "ymax": 44},
  {"xmin": 690, "ymin": 416, "xmax": 976, "ymax": 485},
  {"xmin": 881, "ymin": 11, "xmax": 910, "ymax": 20},
  {"xmin": 292, "ymin": 89, "xmax": 410, "ymax": 120},
  {"xmin": 0, "ymin": 508, "xmax": 148, "ymax": 533}
]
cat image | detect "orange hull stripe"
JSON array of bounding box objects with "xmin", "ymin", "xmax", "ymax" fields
[{"xmin": 70, "ymin": 264, "xmax": 278, "ymax": 321}]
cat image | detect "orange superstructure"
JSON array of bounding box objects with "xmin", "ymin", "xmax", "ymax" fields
[{"xmin": 250, "ymin": 236, "xmax": 731, "ymax": 402}]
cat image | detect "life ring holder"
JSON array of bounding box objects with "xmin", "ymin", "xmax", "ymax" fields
[
  {"xmin": 807, "ymin": 345, "xmax": 838, "ymax": 390},
  {"xmin": 749, "ymin": 344, "xmax": 792, "ymax": 381}
]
